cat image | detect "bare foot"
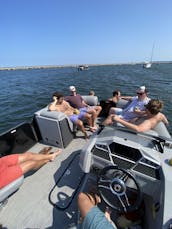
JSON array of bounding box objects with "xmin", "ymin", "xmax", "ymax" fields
[
  {"xmin": 39, "ymin": 146, "xmax": 52, "ymax": 154},
  {"xmin": 89, "ymin": 127, "xmax": 97, "ymax": 132},
  {"xmin": 49, "ymin": 149, "xmax": 61, "ymax": 161},
  {"xmin": 92, "ymin": 125, "xmax": 98, "ymax": 130},
  {"xmin": 84, "ymin": 132, "xmax": 89, "ymax": 140}
]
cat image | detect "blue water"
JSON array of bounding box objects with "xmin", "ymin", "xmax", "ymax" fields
[{"xmin": 0, "ymin": 63, "xmax": 172, "ymax": 134}]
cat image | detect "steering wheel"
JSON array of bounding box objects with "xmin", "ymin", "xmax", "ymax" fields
[{"xmin": 98, "ymin": 165, "xmax": 142, "ymax": 213}]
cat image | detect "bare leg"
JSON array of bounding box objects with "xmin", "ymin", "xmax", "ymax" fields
[
  {"xmin": 18, "ymin": 150, "xmax": 61, "ymax": 174},
  {"xmin": 87, "ymin": 110, "xmax": 97, "ymax": 127},
  {"xmin": 94, "ymin": 105, "xmax": 102, "ymax": 117},
  {"xmin": 102, "ymin": 114, "xmax": 114, "ymax": 126},
  {"xmin": 84, "ymin": 113, "xmax": 93, "ymax": 128},
  {"xmin": 75, "ymin": 120, "xmax": 89, "ymax": 139},
  {"xmin": 87, "ymin": 106, "xmax": 102, "ymax": 127}
]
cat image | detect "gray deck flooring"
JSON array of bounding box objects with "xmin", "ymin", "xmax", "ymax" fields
[{"xmin": 0, "ymin": 132, "xmax": 92, "ymax": 229}]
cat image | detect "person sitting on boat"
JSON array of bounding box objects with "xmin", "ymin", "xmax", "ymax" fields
[
  {"xmin": 0, "ymin": 147, "xmax": 61, "ymax": 189},
  {"xmin": 78, "ymin": 190, "xmax": 144, "ymax": 229},
  {"xmin": 78, "ymin": 191, "xmax": 116, "ymax": 229},
  {"xmin": 103, "ymin": 86, "xmax": 150, "ymax": 125},
  {"xmin": 65, "ymin": 86, "xmax": 102, "ymax": 131},
  {"xmin": 108, "ymin": 90, "xmax": 121, "ymax": 105},
  {"xmin": 89, "ymin": 90, "xmax": 95, "ymax": 96},
  {"xmin": 99, "ymin": 90, "xmax": 121, "ymax": 117},
  {"xmin": 106, "ymin": 99, "xmax": 168, "ymax": 132},
  {"xmin": 48, "ymin": 92, "xmax": 92, "ymax": 139}
]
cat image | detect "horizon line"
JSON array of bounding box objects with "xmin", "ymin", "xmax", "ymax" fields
[{"xmin": 0, "ymin": 60, "xmax": 172, "ymax": 71}]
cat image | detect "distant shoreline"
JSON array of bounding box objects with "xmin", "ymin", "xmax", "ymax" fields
[{"xmin": 0, "ymin": 61, "xmax": 172, "ymax": 71}]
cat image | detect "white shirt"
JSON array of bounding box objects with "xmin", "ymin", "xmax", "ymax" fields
[{"xmin": 121, "ymin": 96, "xmax": 150, "ymax": 121}]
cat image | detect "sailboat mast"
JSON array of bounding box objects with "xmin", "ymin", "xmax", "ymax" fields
[{"xmin": 150, "ymin": 43, "xmax": 155, "ymax": 63}]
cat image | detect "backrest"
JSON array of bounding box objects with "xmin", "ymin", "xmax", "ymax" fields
[
  {"xmin": 153, "ymin": 121, "xmax": 171, "ymax": 138},
  {"xmin": 34, "ymin": 107, "xmax": 74, "ymax": 131},
  {"xmin": 82, "ymin": 95, "xmax": 98, "ymax": 106},
  {"xmin": 116, "ymin": 99, "xmax": 130, "ymax": 109}
]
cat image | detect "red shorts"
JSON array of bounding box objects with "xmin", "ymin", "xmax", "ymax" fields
[{"xmin": 0, "ymin": 154, "xmax": 23, "ymax": 189}]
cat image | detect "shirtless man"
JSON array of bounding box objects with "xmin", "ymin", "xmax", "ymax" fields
[
  {"xmin": 106, "ymin": 99, "xmax": 168, "ymax": 133},
  {"xmin": 48, "ymin": 92, "xmax": 92, "ymax": 139},
  {"xmin": 65, "ymin": 86, "xmax": 102, "ymax": 131}
]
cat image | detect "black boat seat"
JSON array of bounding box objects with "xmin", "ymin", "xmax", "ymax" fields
[
  {"xmin": 0, "ymin": 175, "xmax": 24, "ymax": 204},
  {"xmin": 81, "ymin": 95, "xmax": 98, "ymax": 106}
]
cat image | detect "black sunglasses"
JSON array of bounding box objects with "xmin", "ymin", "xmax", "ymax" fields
[{"xmin": 137, "ymin": 92, "xmax": 144, "ymax": 95}]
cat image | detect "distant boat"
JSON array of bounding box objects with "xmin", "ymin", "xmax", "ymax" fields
[
  {"xmin": 77, "ymin": 65, "xmax": 89, "ymax": 71},
  {"xmin": 143, "ymin": 43, "xmax": 155, "ymax": 69},
  {"xmin": 143, "ymin": 61, "xmax": 152, "ymax": 69}
]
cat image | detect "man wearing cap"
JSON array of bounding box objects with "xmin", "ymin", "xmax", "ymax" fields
[
  {"xmin": 103, "ymin": 86, "xmax": 150, "ymax": 125},
  {"xmin": 48, "ymin": 92, "xmax": 92, "ymax": 139},
  {"xmin": 65, "ymin": 86, "xmax": 102, "ymax": 131}
]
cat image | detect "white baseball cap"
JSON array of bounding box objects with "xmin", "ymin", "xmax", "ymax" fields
[
  {"xmin": 137, "ymin": 86, "xmax": 148, "ymax": 93},
  {"xmin": 69, "ymin": 86, "xmax": 76, "ymax": 92}
]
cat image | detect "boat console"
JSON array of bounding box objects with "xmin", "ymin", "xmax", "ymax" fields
[{"xmin": 79, "ymin": 125, "xmax": 172, "ymax": 229}]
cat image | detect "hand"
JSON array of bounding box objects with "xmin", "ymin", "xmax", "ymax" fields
[
  {"xmin": 112, "ymin": 115, "xmax": 121, "ymax": 122},
  {"xmin": 53, "ymin": 96, "xmax": 57, "ymax": 103},
  {"xmin": 134, "ymin": 107, "xmax": 141, "ymax": 113}
]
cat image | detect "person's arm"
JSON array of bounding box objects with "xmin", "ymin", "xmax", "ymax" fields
[
  {"xmin": 120, "ymin": 95, "xmax": 132, "ymax": 101},
  {"xmin": 113, "ymin": 115, "xmax": 152, "ymax": 132},
  {"xmin": 82, "ymin": 100, "xmax": 88, "ymax": 106},
  {"xmin": 64, "ymin": 100, "xmax": 74, "ymax": 110},
  {"xmin": 161, "ymin": 113, "xmax": 169, "ymax": 125},
  {"xmin": 48, "ymin": 96, "xmax": 58, "ymax": 111}
]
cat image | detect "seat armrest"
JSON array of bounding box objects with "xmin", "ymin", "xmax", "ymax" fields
[{"xmin": 0, "ymin": 175, "xmax": 24, "ymax": 203}]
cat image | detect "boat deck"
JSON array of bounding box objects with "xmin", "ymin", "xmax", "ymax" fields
[{"xmin": 0, "ymin": 131, "xmax": 92, "ymax": 229}]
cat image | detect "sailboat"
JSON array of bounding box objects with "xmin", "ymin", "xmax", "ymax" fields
[{"xmin": 143, "ymin": 43, "xmax": 155, "ymax": 69}]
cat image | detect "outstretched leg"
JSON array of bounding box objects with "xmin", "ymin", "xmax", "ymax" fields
[
  {"xmin": 18, "ymin": 150, "xmax": 61, "ymax": 174},
  {"xmin": 102, "ymin": 114, "xmax": 114, "ymax": 126},
  {"xmin": 87, "ymin": 106, "xmax": 102, "ymax": 128}
]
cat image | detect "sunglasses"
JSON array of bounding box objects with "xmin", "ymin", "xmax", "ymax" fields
[{"xmin": 137, "ymin": 92, "xmax": 144, "ymax": 95}]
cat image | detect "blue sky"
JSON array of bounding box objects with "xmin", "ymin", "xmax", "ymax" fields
[{"xmin": 1, "ymin": 0, "xmax": 172, "ymax": 67}]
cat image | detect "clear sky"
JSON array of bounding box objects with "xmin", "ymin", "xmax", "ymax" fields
[{"xmin": 1, "ymin": 0, "xmax": 172, "ymax": 67}]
